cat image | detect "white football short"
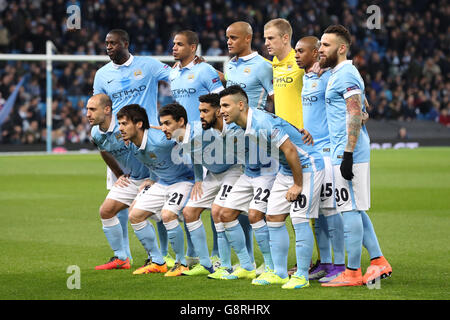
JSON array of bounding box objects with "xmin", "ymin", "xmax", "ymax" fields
[
  {"xmin": 319, "ymin": 155, "xmax": 336, "ymax": 209},
  {"xmin": 333, "ymin": 162, "xmax": 370, "ymax": 212},
  {"xmin": 106, "ymin": 178, "xmax": 147, "ymax": 207},
  {"xmin": 133, "ymin": 181, "xmax": 194, "ymax": 221},
  {"xmin": 106, "ymin": 166, "xmax": 116, "ymax": 190},
  {"xmin": 223, "ymin": 174, "xmax": 276, "ymax": 214},
  {"xmin": 185, "ymin": 165, "xmax": 243, "ymax": 209},
  {"xmin": 266, "ymin": 170, "xmax": 324, "ymax": 219}
]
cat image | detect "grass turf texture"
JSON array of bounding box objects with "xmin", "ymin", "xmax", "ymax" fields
[{"xmin": 0, "ymin": 147, "xmax": 449, "ymax": 300}]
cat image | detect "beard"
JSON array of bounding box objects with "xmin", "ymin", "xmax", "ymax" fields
[
  {"xmin": 319, "ymin": 48, "xmax": 339, "ymax": 69},
  {"xmin": 201, "ymin": 117, "xmax": 216, "ymax": 130}
]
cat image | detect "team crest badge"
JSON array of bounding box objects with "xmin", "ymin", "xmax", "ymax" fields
[
  {"xmin": 148, "ymin": 152, "xmax": 157, "ymax": 159},
  {"xmin": 115, "ymin": 132, "xmax": 122, "ymax": 141},
  {"xmin": 243, "ymin": 67, "xmax": 251, "ymax": 75},
  {"xmin": 188, "ymin": 74, "xmax": 195, "ymax": 82},
  {"xmin": 312, "ymin": 82, "xmax": 318, "ymax": 88},
  {"xmin": 133, "ymin": 69, "xmax": 144, "ymax": 80},
  {"xmin": 287, "ymin": 64, "xmax": 293, "ymax": 70}
]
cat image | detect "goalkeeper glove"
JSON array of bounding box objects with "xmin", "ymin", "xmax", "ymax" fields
[{"xmin": 340, "ymin": 151, "xmax": 354, "ymax": 180}]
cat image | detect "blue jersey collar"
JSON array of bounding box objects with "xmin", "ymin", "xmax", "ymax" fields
[
  {"xmin": 182, "ymin": 123, "xmax": 191, "ymax": 144},
  {"xmin": 232, "ymin": 51, "xmax": 258, "ymax": 62},
  {"xmin": 244, "ymin": 108, "xmax": 254, "ymax": 135},
  {"xmin": 112, "ymin": 54, "xmax": 134, "ymax": 69},
  {"xmin": 139, "ymin": 129, "xmax": 148, "ymax": 150},
  {"xmin": 331, "ymin": 60, "xmax": 352, "ymax": 74},
  {"xmin": 99, "ymin": 116, "xmax": 116, "ymax": 134}
]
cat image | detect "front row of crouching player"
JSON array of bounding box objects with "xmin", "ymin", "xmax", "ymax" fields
[{"xmin": 87, "ymin": 85, "xmax": 391, "ymax": 288}]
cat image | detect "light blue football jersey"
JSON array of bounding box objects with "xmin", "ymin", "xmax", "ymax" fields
[
  {"xmin": 90, "ymin": 117, "xmax": 149, "ymax": 180},
  {"xmin": 130, "ymin": 128, "xmax": 194, "ymax": 185},
  {"xmin": 181, "ymin": 120, "xmax": 244, "ymax": 181},
  {"xmin": 325, "ymin": 60, "xmax": 370, "ymax": 165},
  {"xmin": 245, "ymin": 108, "xmax": 325, "ymax": 176},
  {"xmin": 302, "ymin": 70, "xmax": 332, "ymax": 156},
  {"xmin": 93, "ymin": 55, "xmax": 170, "ymax": 126},
  {"xmin": 169, "ymin": 61, "xmax": 224, "ymax": 122},
  {"xmin": 225, "ymin": 52, "xmax": 274, "ymax": 109}
]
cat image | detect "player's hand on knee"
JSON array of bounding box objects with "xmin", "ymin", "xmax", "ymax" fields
[
  {"xmin": 190, "ymin": 181, "xmax": 203, "ymax": 201},
  {"xmin": 340, "ymin": 151, "xmax": 354, "ymax": 180},
  {"xmin": 286, "ymin": 184, "xmax": 302, "ymax": 202},
  {"xmin": 115, "ymin": 174, "xmax": 130, "ymax": 188}
]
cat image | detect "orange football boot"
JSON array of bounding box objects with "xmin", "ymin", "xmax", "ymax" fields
[
  {"xmin": 95, "ymin": 257, "xmax": 131, "ymax": 270},
  {"xmin": 321, "ymin": 268, "xmax": 363, "ymax": 287},
  {"xmin": 363, "ymin": 256, "xmax": 392, "ymax": 285},
  {"xmin": 133, "ymin": 259, "xmax": 168, "ymax": 275},
  {"xmin": 164, "ymin": 263, "xmax": 189, "ymax": 277}
]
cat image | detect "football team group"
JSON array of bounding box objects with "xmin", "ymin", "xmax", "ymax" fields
[{"xmin": 85, "ymin": 17, "xmax": 392, "ymax": 289}]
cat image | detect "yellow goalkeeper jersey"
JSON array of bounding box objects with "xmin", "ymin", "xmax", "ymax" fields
[{"xmin": 272, "ymin": 49, "xmax": 305, "ymax": 129}]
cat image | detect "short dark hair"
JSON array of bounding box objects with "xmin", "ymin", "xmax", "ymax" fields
[
  {"xmin": 158, "ymin": 102, "xmax": 188, "ymax": 125},
  {"xmin": 199, "ymin": 93, "xmax": 220, "ymax": 108},
  {"xmin": 108, "ymin": 29, "xmax": 130, "ymax": 43},
  {"xmin": 176, "ymin": 30, "xmax": 199, "ymax": 47},
  {"xmin": 116, "ymin": 104, "xmax": 149, "ymax": 129},
  {"xmin": 219, "ymin": 85, "xmax": 249, "ymax": 105},
  {"xmin": 323, "ymin": 24, "xmax": 352, "ymax": 46}
]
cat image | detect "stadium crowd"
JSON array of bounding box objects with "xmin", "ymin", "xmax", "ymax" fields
[{"xmin": 0, "ymin": 0, "xmax": 449, "ymax": 145}]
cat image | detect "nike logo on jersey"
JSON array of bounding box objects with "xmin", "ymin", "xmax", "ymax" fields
[{"xmin": 107, "ymin": 79, "xmax": 114, "ymax": 83}]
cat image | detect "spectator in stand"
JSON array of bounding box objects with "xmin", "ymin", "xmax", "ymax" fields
[{"xmin": 0, "ymin": 0, "xmax": 448, "ymax": 146}]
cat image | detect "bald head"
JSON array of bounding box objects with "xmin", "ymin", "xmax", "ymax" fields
[
  {"xmin": 294, "ymin": 36, "xmax": 320, "ymax": 71},
  {"xmin": 299, "ymin": 36, "xmax": 320, "ymax": 50},
  {"xmin": 88, "ymin": 93, "xmax": 112, "ymax": 109},
  {"xmin": 228, "ymin": 21, "xmax": 253, "ymax": 36},
  {"xmin": 226, "ymin": 21, "xmax": 253, "ymax": 57},
  {"xmin": 86, "ymin": 94, "xmax": 113, "ymax": 127}
]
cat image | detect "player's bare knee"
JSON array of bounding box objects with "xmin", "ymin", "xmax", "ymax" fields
[
  {"xmin": 128, "ymin": 209, "xmax": 143, "ymax": 224},
  {"xmin": 99, "ymin": 204, "xmax": 115, "ymax": 219},
  {"xmin": 182, "ymin": 206, "xmax": 196, "ymax": 223},
  {"xmin": 220, "ymin": 208, "xmax": 238, "ymax": 223},
  {"xmin": 248, "ymin": 210, "xmax": 265, "ymax": 224},
  {"xmin": 211, "ymin": 206, "xmax": 222, "ymax": 223}
]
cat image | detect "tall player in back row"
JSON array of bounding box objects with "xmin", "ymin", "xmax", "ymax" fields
[
  {"xmin": 224, "ymin": 21, "xmax": 275, "ymax": 271},
  {"xmin": 92, "ymin": 29, "xmax": 173, "ymax": 267},
  {"xmin": 170, "ymin": 29, "xmax": 225, "ymax": 265},
  {"xmin": 295, "ymin": 37, "xmax": 346, "ymax": 283},
  {"xmin": 318, "ymin": 25, "xmax": 392, "ymax": 287}
]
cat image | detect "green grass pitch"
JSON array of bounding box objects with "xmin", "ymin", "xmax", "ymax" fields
[{"xmin": 0, "ymin": 147, "xmax": 449, "ymax": 300}]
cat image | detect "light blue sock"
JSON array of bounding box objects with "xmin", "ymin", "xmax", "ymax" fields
[
  {"xmin": 238, "ymin": 214, "xmax": 254, "ymax": 263},
  {"xmin": 268, "ymin": 222, "xmax": 289, "ymax": 279},
  {"xmin": 165, "ymin": 221, "xmax": 187, "ymax": 266},
  {"xmin": 133, "ymin": 221, "xmax": 164, "ymax": 265},
  {"xmin": 252, "ymin": 221, "xmax": 274, "ymax": 270},
  {"xmin": 187, "ymin": 220, "xmax": 212, "ymax": 268},
  {"xmin": 315, "ymin": 214, "xmax": 332, "ymax": 264},
  {"xmin": 210, "ymin": 214, "xmax": 219, "ymax": 257},
  {"xmin": 102, "ymin": 220, "xmax": 127, "ymax": 261},
  {"xmin": 361, "ymin": 211, "xmax": 383, "ymax": 259},
  {"xmin": 326, "ymin": 213, "xmax": 345, "ymax": 265},
  {"xmin": 293, "ymin": 221, "xmax": 315, "ymax": 279},
  {"xmin": 184, "ymin": 221, "xmax": 197, "ymax": 258},
  {"xmin": 216, "ymin": 223, "xmax": 232, "ymax": 269},
  {"xmin": 156, "ymin": 220, "xmax": 169, "ymax": 257},
  {"xmin": 342, "ymin": 210, "xmax": 363, "ymax": 269},
  {"xmin": 224, "ymin": 220, "xmax": 254, "ymax": 271},
  {"xmin": 116, "ymin": 209, "xmax": 132, "ymax": 260}
]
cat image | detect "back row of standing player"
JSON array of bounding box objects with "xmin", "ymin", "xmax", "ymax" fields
[{"xmin": 89, "ymin": 18, "xmax": 392, "ymax": 288}]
